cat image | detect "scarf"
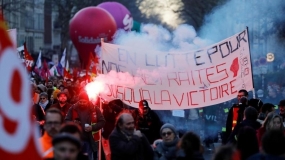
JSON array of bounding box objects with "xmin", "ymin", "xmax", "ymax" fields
[
  {"xmin": 121, "ymin": 130, "xmax": 133, "ymax": 141},
  {"xmin": 161, "ymin": 136, "xmax": 179, "ymax": 148},
  {"xmin": 39, "ymin": 100, "xmax": 49, "ymax": 110}
]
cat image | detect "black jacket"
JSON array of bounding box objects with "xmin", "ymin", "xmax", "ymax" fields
[
  {"xmin": 135, "ymin": 110, "xmax": 162, "ymax": 144},
  {"xmin": 227, "ymin": 119, "xmax": 261, "ymax": 144},
  {"xmin": 224, "ymin": 104, "xmax": 247, "ymax": 143},
  {"xmin": 109, "ymin": 128, "xmax": 154, "ymax": 160},
  {"xmin": 65, "ymin": 102, "xmax": 105, "ymax": 152},
  {"xmin": 49, "ymin": 102, "xmax": 72, "ymax": 118}
]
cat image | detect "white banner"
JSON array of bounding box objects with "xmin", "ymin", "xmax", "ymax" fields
[{"xmin": 100, "ymin": 29, "xmax": 253, "ymax": 110}]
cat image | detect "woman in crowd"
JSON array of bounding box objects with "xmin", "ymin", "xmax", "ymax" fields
[
  {"xmin": 153, "ymin": 123, "xmax": 181, "ymax": 160},
  {"xmin": 257, "ymin": 112, "xmax": 284, "ymax": 147}
]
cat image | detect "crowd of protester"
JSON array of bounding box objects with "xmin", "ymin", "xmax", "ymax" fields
[{"xmin": 31, "ymin": 76, "xmax": 285, "ymax": 160}]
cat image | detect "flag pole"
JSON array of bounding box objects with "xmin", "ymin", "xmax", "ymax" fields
[
  {"xmin": 98, "ymin": 38, "xmax": 105, "ymax": 160},
  {"xmin": 98, "ymin": 96, "xmax": 102, "ymax": 160}
]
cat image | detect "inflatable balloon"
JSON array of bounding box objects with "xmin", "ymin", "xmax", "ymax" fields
[
  {"xmin": 98, "ymin": 2, "xmax": 133, "ymax": 31},
  {"xmin": 69, "ymin": 7, "xmax": 116, "ymax": 68}
]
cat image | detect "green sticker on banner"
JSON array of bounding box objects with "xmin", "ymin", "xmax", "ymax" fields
[
  {"xmin": 199, "ymin": 109, "xmax": 203, "ymax": 113},
  {"xmin": 222, "ymin": 127, "xmax": 226, "ymax": 132},
  {"xmin": 224, "ymin": 108, "xmax": 229, "ymax": 113},
  {"xmin": 275, "ymin": 105, "xmax": 278, "ymax": 109}
]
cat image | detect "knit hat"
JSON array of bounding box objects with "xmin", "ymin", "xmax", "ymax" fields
[
  {"xmin": 52, "ymin": 133, "xmax": 81, "ymax": 149},
  {"xmin": 78, "ymin": 91, "xmax": 89, "ymax": 101},
  {"xmin": 52, "ymin": 89, "xmax": 61, "ymax": 98},
  {"xmin": 139, "ymin": 100, "xmax": 149, "ymax": 109},
  {"xmin": 39, "ymin": 92, "xmax": 48, "ymax": 98},
  {"xmin": 160, "ymin": 123, "xmax": 177, "ymax": 137},
  {"xmin": 37, "ymin": 84, "xmax": 47, "ymax": 92}
]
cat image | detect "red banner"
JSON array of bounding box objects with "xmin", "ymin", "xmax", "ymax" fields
[
  {"xmin": 0, "ymin": 12, "xmax": 42, "ymax": 160},
  {"xmin": 23, "ymin": 42, "xmax": 34, "ymax": 72}
]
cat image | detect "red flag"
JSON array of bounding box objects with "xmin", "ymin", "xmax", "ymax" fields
[
  {"xmin": 64, "ymin": 69, "xmax": 72, "ymax": 80},
  {"xmin": 40, "ymin": 60, "xmax": 50, "ymax": 82},
  {"xmin": 73, "ymin": 67, "xmax": 79, "ymax": 79},
  {"xmin": 23, "ymin": 42, "xmax": 34, "ymax": 72},
  {"xmin": 0, "ymin": 11, "xmax": 43, "ymax": 160},
  {"xmin": 87, "ymin": 52, "xmax": 98, "ymax": 75}
]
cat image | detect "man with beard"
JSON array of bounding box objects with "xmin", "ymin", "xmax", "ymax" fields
[
  {"xmin": 47, "ymin": 80, "xmax": 55, "ymax": 101},
  {"xmin": 49, "ymin": 91, "xmax": 72, "ymax": 118},
  {"xmin": 66, "ymin": 79, "xmax": 75, "ymax": 99},
  {"xmin": 40, "ymin": 108, "xmax": 63, "ymax": 159},
  {"xmin": 109, "ymin": 112, "xmax": 154, "ymax": 160},
  {"xmin": 65, "ymin": 91, "xmax": 105, "ymax": 160},
  {"xmin": 47, "ymin": 80, "xmax": 54, "ymax": 89},
  {"xmin": 135, "ymin": 99, "xmax": 162, "ymax": 144}
]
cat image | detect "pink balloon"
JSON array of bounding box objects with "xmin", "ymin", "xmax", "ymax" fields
[{"xmin": 98, "ymin": 2, "xmax": 133, "ymax": 31}]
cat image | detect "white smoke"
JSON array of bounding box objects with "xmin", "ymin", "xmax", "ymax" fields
[{"xmin": 87, "ymin": 0, "xmax": 285, "ymax": 103}]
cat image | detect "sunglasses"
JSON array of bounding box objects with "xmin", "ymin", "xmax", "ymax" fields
[{"xmin": 162, "ymin": 131, "xmax": 172, "ymax": 137}]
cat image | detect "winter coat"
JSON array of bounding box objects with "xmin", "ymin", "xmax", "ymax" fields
[
  {"xmin": 227, "ymin": 119, "xmax": 261, "ymax": 144},
  {"xmin": 135, "ymin": 110, "xmax": 163, "ymax": 144},
  {"xmin": 65, "ymin": 102, "xmax": 105, "ymax": 152},
  {"xmin": 49, "ymin": 102, "xmax": 72, "ymax": 118},
  {"xmin": 109, "ymin": 128, "xmax": 154, "ymax": 160},
  {"xmin": 153, "ymin": 137, "xmax": 179, "ymax": 160}
]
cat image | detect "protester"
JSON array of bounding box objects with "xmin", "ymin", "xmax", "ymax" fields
[
  {"xmin": 65, "ymin": 91, "xmax": 105, "ymax": 160},
  {"xmin": 224, "ymin": 89, "xmax": 249, "ymax": 143},
  {"xmin": 153, "ymin": 123, "xmax": 181, "ymax": 160},
  {"xmin": 49, "ymin": 91, "xmax": 72, "ymax": 118},
  {"xmin": 227, "ymin": 106, "xmax": 261, "ymax": 144},
  {"xmin": 52, "ymin": 133, "xmax": 82, "ymax": 160},
  {"xmin": 248, "ymin": 130, "xmax": 285, "ymax": 160},
  {"xmin": 39, "ymin": 108, "xmax": 63, "ymax": 159},
  {"xmin": 236, "ymin": 126, "xmax": 259, "ymax": 160},
  {"xmin": 59, "ymin": 122, "xmax": 89, "ymax": 160},
  {"xmin": 212, "ymin": 145, "xmax": 240, "ymax": 160},
  {"xmin": 109, "ymin": 112, "xmax": 154, "ymax": 160},
  {"xmin": 39, "ymin": 92, "xmax": 52, "ymax": 111},
  {"xmin": 257, "ymin": 103, "xmax": 275, "ymax": 121},
  {"xmin": 256, "ymin": 111, "xmax": 276, "ymax": 147},
  {"xmin": 177, "ymin": 131, "xmax": 204, "ymax": 160},
  {"xmin": 135, "ymin": 99, "xmax": 162, "ymax": 144}
]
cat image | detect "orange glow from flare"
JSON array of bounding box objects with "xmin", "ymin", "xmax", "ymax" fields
[{"xmin": 85, "ymin": 80, "xmax": 105, "ymax": 101}]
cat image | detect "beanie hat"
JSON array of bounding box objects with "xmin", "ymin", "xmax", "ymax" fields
[
  {"xmin": 39, "ymin": 92, "xmax": 48, "ymax": 98},
  {"xmin": 78, "ymin": 91, "xmax": 89, "ymax": 101},
  {"xmin": 160, "ymin": 123, "xmax": 177, "ymax": 137},
  {"xmin": 37, "ymin": 84, "xmax": 47, "ymax": 92},
  {"xmin": 52, "ymin": 133, "xmax": 81, "ymax": 149},
  {"xmin": 139, "ymin": 100, "xmax": 149, "ymax": 109},
  {"xmin": 52, "ymin": 89, "xmax": 61, "ymax": 98}
]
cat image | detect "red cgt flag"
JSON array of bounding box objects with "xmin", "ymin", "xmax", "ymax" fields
[
  {"xmin": 23, "ymin": 42, "xmax": 34, "ymax": 72},
  {"xmin": 86, "ymin": 52, "xmax": 99, "ymax": 75},
  {"xmin": 64, "ymin": 69, "xmax": 72, "ymax": 80},
  {"xmin": 0, "ymin": 11, "xmax": 43, "ymax": 160}
]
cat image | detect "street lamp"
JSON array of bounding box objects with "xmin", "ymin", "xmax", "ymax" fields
[{"xmin": 266, "ymin": 53, "xmax": 274, "ymax": 62}]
